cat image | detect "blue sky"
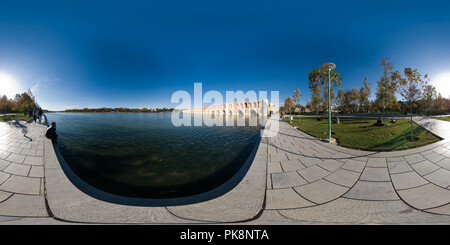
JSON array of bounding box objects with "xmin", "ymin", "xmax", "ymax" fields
[{"xmin": 1, "ymin": 0, "xmax": 450, "ymax": 110}]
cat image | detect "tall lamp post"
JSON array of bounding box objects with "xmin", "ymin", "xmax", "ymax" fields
[{"xmin": 322, "ymin": 62, "xmax": 336, "ymax": 142}]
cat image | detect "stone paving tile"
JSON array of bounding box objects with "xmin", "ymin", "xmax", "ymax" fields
[
  {"xmin": 0, "ymin": 150, "xmax": 11, "ymax": 159},
  {"xmin": 387, "ymin": 156, "xmax": 405, "ymax": 162},
  {"xmin": 424, "ymin": 153, "xmax": 445, "ymax": 163},
  {"xmin": 40, "ymin": 178, "xmax": 44, "ymax": 195},
  {"xmin": 366, "ymin": 158, "xmax": 387, "ymax": 168},
  {"xmin": 423, "ymin": 169, "xmax": 450, "ymax": 188},
  {"xmin": 331, "ymin": 152, "xmax": 353, "ymax": 160},
  {"xmin": 6, "ymin": 146, "xmax": 22, "ymax": 154},
  {"xmin": 0, "ymin": 175, "xmax": 41, "ymax": 195},
  {"xmin": 271, "ymin": 172, "xmax": 308, "ymax": 189},
  {"xmin": 443, "ymin": 150, "xmax": 450, "ymax": 158},
  {"xmin": 20, "ymin": 148, "xmax": 36, "ymax": 156},
  {"xmin": 404, "ymin": 154, "xmax": 427, "ymax": 165},
  {"xmin": 0, "ymin": 194, "xmax": 48, "ymax": 217},
  {"xmin": 0, "ymin": 159, "xmax": 10, "ymax": 171},
  {"xmin": 433, "ymin": 146, "xmax": 448, "ymax": 154},
  {"xmin": 265, "ymin": 188, "xmax": 315, "ymax": 209},
  {"xmin": 420, "ymin": 149, "xmax": 435, "ymax": 156},
  {"xmin": 360, "ymin": 167, "xmax": 390, "ymax": 182},
  {"xmin": 318, "ymin": 159, "xmax": 344, "ymax": 172},
  {"xmin": 387, "ymin": 160, "xmax": 413, "ymax": 174},
  {"xmin": 266, "ymin": 174, "xmax": 272, "ymax": 189},
  {"xmin": 267, "ymin": 161, "xmax": 283, "ymax": 173},
  {"xmin": 28, "ymin": 166, "xmax": 44, "ymax": 178},
  {"xmin": 294, "ymin": 179, "xmax": 349, "ymax": 204},
  {"xmin": 427, "ymin": 204, "xmax": 450, "ymax": 215},
  {"xmin": 18, "ymin": 143, "xmax": 32, "ymax": 149},
  {"xmin": 23, "ymin": 156, "xmax": 43, "ymax": 166},
  {"xmin": 4, "ymin": 153, "xmax": 25, "ymax": 164},
  {"xmin": 324, "ymin": 168, "xmax": 360, "ymax": 187},
  {"xmin": 35, "ymin": 149, "xmax": 44, "ymax": 157},
  {"xmin": 435, "ymin": 158, "xmax": 450, "ymax": 171},
  {"xmin": 7, "ymin": 142, "xmax": 20, "ymax": 148},
  {"xmin": 0, "ymin": 171, "xmax": 10, "ymax": 185},
  {"xmin": 297, "ymin": 165, "xmax": 330, "ymax": 183},
  {"xmin": 3, "ymin": 162, "xmax": 31, "ymax": 177},
  {"xmin": 411, "ymin": 160, "xmax": 440, "ymax": 175},
  {"xmin": 278, "ymin": 198, "xmax": 450, "ymax": 224},
  {"xmin": 341, "ymin": 159, "xmax": 366, "ymax": 173},
  {"xmin": 390, "ymin": 171, "xmax": 429, "ymax": 190},
  {"xmin": 269, "ymin": 152, "xmax": 288, "ymax": 162},
  {"xmin": 298, "ymin": 156, "xmax": 322, "ymax": 168},
  {"xmin": 18, "ymin": 139, "xmax": 29, "ymax": 144},
  {"xmin": 397, "ymin": 183, "xmax": 450, "ymax": 210},
  {"xmin": 344, "ymin": 181, "xmax": 399, "ymax": 201},
  {"xmin": 0, "ymin": 145, "xmax": 9, "ymax": 151},
  {"xmin": 0, "ymin": 190, "xmax": 13, "ymax": 202},
  {"xmin": 280, "ymin": 159, "xmax": 305, "ymax": 172}
]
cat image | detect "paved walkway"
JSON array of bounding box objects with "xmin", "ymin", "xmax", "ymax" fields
[
  {"xmin": 252, "ymin": 117, "xmax": 450, "ymax": 224},
  {"xmin": 0, "ymin": 117, "xmax": 449, "ymax": 224},
  {"xmin": 0, "ymin": 121, "xmax": 51, "ymax": 223}
]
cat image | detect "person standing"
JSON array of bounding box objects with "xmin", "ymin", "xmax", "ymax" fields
[
  {"xmin": 32, "ymin": 107, "xmax": 37, "ymax": 122},
  {"xmin": 38, "ymin": 108, "xmax": 43, "ymax": 123}
]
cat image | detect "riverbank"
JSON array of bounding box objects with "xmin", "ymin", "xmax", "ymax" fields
[
  {"xmin": 1, "ymin": 117, "xmax": 450, "ymax": 224},
  {"xmin": 286, "ymin": 117, "xmax": 441, "ymax": 151}
]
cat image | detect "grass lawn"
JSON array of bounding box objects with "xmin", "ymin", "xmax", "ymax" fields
[
  {"xmin": 434, "ymin": 116, "xmax": 450, "ymax": 122},
  {"xmin": 285, "ymin": 117, "xmax": 441, "ymax": 151},
  {"xmin": 0, "ymin": 114, "xmax": 32, "ymax": 122}
]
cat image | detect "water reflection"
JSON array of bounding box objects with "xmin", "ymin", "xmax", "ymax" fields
[{"xmin": 46, "ymin": 112, "xmax": 262, "ymax": 198}]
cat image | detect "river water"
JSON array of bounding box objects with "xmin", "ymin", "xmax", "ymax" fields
[{"xmin": 46, "ymin": 112, "xmax": 262, "ymax": 198}]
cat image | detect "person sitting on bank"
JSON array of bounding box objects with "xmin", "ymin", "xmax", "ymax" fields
[
  {"xmin": 333, "ymin": 117, "xmax": 340, "ymax": 124},
  {"xmin": 45, "ymin": 122, "xmax": 58, "ymax": 143},
  {"xmin": 317, "ymin": 115, "xmax": 322, "ymax": 121},
  {"xmin": 373, "ymin": 117, "xmax": 384, "ymax": 126}
]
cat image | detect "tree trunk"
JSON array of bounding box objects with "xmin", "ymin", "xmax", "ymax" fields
[{"xmin": 410, "ymin": 100, "xmax": 413, "ymax": 141}]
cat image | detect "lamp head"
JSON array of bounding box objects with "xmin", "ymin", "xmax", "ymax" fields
[{"xmin": 322, "ymin": 62, "xmax": 336, "ymax": 71}]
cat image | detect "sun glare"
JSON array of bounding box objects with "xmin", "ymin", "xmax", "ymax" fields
[
  {"xmin": 0, "ymin": 73, "xmax": 19, "ymax": 98},
  {"xmin": 433, "ymin": 73, "xmax": 450, "ymax": 99}
]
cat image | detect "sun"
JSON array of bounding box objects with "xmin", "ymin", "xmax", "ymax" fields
[
  {"xmin": 433, "ymin": 73, "xmax": 450, "ymax": 99},
  {"xmin": 0, "ymin": 73, "xmax": 19, "ymax": 98}
]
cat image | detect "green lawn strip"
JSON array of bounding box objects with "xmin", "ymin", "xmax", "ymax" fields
[
  {"xmin": 285, "ymin": 117, "xmax": 441, "ymax": 151},
  {"xmin": 0, "ymin": 114, "xmax": 32, "ymax": 122},
  {"xmin": 434, "ymin": 116, "xmax": 450, "ymax": 122}
]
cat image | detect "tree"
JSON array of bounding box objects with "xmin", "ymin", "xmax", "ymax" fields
[
  {"xmin": 310, "ymin": 91, "xmax": 323, "ymax": 113},
  {"xmin": 293, "ymin": 89, "xmax": 302, "ymax": 111},
  {"xmin": 422, "ymin": 85, "xmax": 437, "ymax": 115},
  {"xmin": 308, "ymin": 66, "xmax": 343, "ymax": 114},
  {"xmin": 358, "ymin": 78, "xmax": 371, "ymax": 113},
  {"xmin": 436, "ymin": 92, "xmax": 445, "ymax": 112},
  {"xmin": 284, "ymin": 96, "xmax": 294, "ymax": 120},
  {"xmin": 335, "ymin": 88, "xmax": 345, "ymax": 113},
  {"xmin": 375, "ymin": 58, "xmax": 397, "ymax": 113},
  {"xmin": 0, "ymin": 95, "xmax": 8, "ymax": 113},
  {"xmin": 343, "ymin": 88, "xmax": 359, "ymax": 113},
  {"xmin": 391, "ymin": 67, "xmax": 428, "ymax": 141}
]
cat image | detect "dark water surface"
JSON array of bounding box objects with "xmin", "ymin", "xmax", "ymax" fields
[{"xmin": 46, "ymin": 112, "xmax": 262, "ymax": 198}]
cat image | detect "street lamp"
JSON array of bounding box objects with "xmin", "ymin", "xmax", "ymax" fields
[{"xmin": 322, "ymin": 62, "xmax": 336, "ymax": 143}]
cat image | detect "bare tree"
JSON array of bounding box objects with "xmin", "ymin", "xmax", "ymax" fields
[
  {"xmin": 376, "ymin": 58, "xmax": 397, "ymax": 113},
  {"xmin": 358, "ymin": 78, "xmax": 371, "ymax": 113},
  {"xmin": 391, "ymin": 67, "xmax": 428, "ymax": 141}
]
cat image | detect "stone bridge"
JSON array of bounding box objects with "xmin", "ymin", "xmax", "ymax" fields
[{"xmin": 182, "ymin": 99, "xmax": 279, "ymax": 116}]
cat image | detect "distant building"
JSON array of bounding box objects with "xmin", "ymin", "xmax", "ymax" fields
[{"xmin": 182, "ymin": 100, "xmax": 279, "ymax": 116}]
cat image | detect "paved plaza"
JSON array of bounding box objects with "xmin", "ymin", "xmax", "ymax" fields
[{"xmin": 0, "ymin": 116, "xmax": 449, "ymax": 224}]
